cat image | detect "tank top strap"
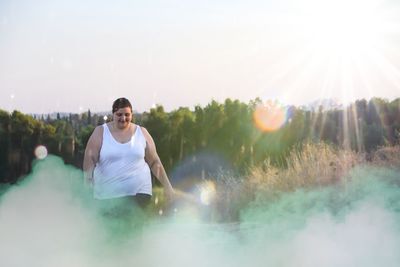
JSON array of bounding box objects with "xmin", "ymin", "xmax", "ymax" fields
[
  {"xmin": 135, "ymin": 124, "xmax": 141, "ymax": 135},
  {"xmin": 102, "ymin": 123, "xmax": 112, "ymax": 139},
  {"xmin": 135, "ymin": 125, "xmax": 147, "ymax": 149}
]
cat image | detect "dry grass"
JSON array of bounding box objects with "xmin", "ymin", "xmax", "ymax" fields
[
  {"xmin": 156, "ymin": 143, "xmax": 400, "ymax": 222},
  {"xmin": 210, "ymin": 142, "xmax": 367, "ymax": 221},
  {"xmin": 247, "ymin": 142, "xmax": 365, "ymax": 193},
  {"xmin": 370, "ymin": 145, "xmax": 400, "ymax": 169}
]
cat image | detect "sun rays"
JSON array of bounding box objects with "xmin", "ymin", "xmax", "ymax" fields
[{"xmin": 252, "ymin": 0, "xmax": 400, "ymax": 107}]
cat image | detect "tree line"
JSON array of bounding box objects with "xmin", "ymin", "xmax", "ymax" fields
[{"xmin": 0, "ymin": 97, "xmax": 399, "ymax": 185}]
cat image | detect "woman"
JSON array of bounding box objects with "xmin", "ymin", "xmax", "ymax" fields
[{"xmin": 83, "ymin": 97, "xmax": 174, "ymax": 211}]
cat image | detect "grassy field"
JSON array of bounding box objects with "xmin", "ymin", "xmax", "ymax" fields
[{"xmin": 151, "ymin": 143, "xmax": 400, "ymax": 222}]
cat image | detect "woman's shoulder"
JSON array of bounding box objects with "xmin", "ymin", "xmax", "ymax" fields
[
  {"xmin": 138, "ymin": 125, "xmax": 150, "ymax": 135},
  {"xmin": 96, "ymin": 123, "xmax": 107, "ymax": 130},
  {"xmin": 137, "ymin": 125, "xmax": 153, "ymax": 140},
  {"xmin": 92, "ymin": 124, "xmax": 105, "ymax": 137}
]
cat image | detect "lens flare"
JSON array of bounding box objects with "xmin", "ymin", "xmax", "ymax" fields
[
  {"xmin": 199, "ymin": 181, "xmax": 216, "ymax": 206},
  {"xmin": 34, "ymin": 145, "xmax": 48, "ymax": 160},
  {"xmin": 253, "ymin": 100, "xmax": 288, "ymax": 132}
]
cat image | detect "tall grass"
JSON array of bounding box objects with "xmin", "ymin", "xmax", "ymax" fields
[
  {"xmin": 248, "ymin": 142, "xmax": 364, "ymax": 192},
  {"xmin": 155, "ymin": 143, "xmax": 400, "ymax": 222},
  {"xmin": 371, "ymin": 145, "xmax": 400, "ymax": 169},
  {"xmin": 213, "ymin": 143, "xmax": 400, "ymax": 221}
]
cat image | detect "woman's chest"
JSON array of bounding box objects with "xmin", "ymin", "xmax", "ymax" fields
[{"xmin": 100, "ymin": 141, "xmax": 145, "ymax": 161}]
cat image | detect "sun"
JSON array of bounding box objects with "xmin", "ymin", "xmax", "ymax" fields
[
  {"xmin": 303, "ymin": 0, "xmax": 392, "ymax": 104},
  {"xmin": 260, "ymin": 0, "xmax": 399, "ymax": 106},
  {"xmin": 302, "ymin": 0, "xmax": 384, "ymax": 60}
]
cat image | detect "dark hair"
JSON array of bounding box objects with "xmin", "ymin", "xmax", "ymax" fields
[{"xmin": 112, "ymin": 97, "xmax": 132, "ymax": 113}]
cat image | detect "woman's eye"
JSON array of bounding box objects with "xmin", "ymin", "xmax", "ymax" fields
[{"xmin": 115, "ymin": 112, "xmax": 130, "ymax": 117}]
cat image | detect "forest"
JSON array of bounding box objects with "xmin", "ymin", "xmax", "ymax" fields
[{"xmin": 0, "ymin": 97, "xmax": 399, "ymax": 187}]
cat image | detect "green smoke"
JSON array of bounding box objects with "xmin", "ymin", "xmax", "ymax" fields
[
  {"xmin": 0, "ymin": 156, "xmax": 399, "ymax": 267},
  {"xmin": 239, "ymin": 166, "xmax": 400, "ymax": 266}
]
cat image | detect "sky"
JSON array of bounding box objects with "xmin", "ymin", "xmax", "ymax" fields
[{"xmin": 1, "ymin": 0, "xmax": 400, "ymax": 114}]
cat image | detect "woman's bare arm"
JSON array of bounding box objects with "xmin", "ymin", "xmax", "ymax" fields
[
  {"xmin": 83, "ymin": 126, "xmax": 102, "ymax": 185},
  {"xmin": 142, "ymin": 127, "xmax": 174, "ymax": 199}
]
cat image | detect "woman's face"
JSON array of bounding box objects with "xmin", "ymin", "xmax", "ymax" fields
[{"xmin": 113, "ymin": 107, "xmax": 132, "ymax": 129}]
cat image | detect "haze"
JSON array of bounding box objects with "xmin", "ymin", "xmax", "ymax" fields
[{"xmin": 1, "ymin": 0, "xmax": 399, "ymax": 114}]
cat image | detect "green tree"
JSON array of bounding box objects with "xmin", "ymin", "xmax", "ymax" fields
[{"xmin": 142, "ymin": 105, "xmax": 172, "ymax": 171}]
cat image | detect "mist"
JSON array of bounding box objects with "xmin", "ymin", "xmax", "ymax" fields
[{"xmin": 1, "ymin": 156, "xmax": 399, "ymax": 267}]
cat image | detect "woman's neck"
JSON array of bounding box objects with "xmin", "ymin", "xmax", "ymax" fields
[{"xmin": 111, "ymin": 121, "xmax": 131, "ymax": 132}]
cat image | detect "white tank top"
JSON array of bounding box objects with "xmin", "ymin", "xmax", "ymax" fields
[{"xmin": 93, "ymin": 123, "xmax": 152, "ymax": 199}]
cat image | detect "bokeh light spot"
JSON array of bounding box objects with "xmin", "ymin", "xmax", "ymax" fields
[
  {"xmin": 34, "ymin": 145, "xmax": 48, "ymax": 160},
  {"xmin": 253, "ymin": 100, "xmax": 288, "ymax": 132},
  {"xmin": 199, "ymin": 181, "xmax": 216, "ymax": 206}
]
